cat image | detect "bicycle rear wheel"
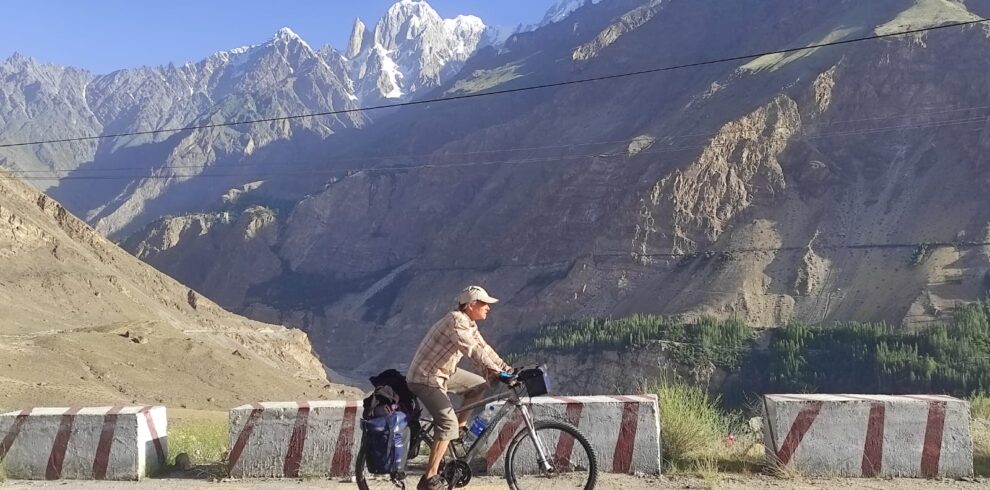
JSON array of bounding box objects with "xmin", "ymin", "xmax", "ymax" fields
[
  {"xmin": 355, "ymin": 444, "xmax": 407, "ymax": 490},
  {"xmin": 504, "ymin": 419, "xmax": 598, "ymax": 490}
]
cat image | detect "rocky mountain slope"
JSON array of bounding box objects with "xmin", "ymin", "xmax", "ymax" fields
[
  {"xmin": 0, "ymin": 168, "xmax": 359, "ymax": 410},
  {"xmin": 22, "ymin": 27, "xmax": 363, "ymax": 238},
  {"xmin": 122, "ymin": 0, "xmax": 990, "ymax": 383},
  {"xmin": 0, "ymin": 0, "xmax": 491, "ymax": 238}
]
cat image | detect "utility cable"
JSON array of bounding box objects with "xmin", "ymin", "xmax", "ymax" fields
[
  {"xmin": 0, "ymin": 17, "xmax": 987, "ymax": 150},
  {"xmin": 6, "ymin": 100, "xmax": 990, "ymax": 175},
  {"xmin": 4, "ymin": 108, "xmax": 986, "ymax": 181}
]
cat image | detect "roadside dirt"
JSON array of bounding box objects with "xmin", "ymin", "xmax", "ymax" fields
[{"xmin": 2, "ymin": 474, "xmax": 989, "ymax": 489}]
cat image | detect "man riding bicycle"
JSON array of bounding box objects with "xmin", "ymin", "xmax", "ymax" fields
[{"xmin": 406, "ymin": 285, "xmax": 512, "ymax": 490}]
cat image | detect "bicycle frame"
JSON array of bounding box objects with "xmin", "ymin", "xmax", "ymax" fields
[{"xmin": 419, "ymin": 383, "xmax": 554, "ymax": 473}]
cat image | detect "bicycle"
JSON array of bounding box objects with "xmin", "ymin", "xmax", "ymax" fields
[{"xmin": 355, "ymin": 367, "xmax": 598, "ymax": 490}]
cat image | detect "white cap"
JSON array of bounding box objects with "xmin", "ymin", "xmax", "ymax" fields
[{"xmin": 456, "ymin": 285, "xmax": 499, "ymax": 305}]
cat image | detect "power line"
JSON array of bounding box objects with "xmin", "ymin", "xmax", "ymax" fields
[
  {"xmin": 6, "ymin": 100, "xmax": 990, "ymax": 176},
  {"xmin": 0, "ymin": 17, "xmax": 987, "ymax": 150},
  {"xmin": 4, "ymin": 107, "xmax": 986, "ymax": 181}
]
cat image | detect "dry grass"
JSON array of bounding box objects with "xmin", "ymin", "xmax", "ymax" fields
[
  {"xmin": 167, "ymin": 413, "xmax": 229, "ymax": 468},
  {"xmin": 974, "ymin": 395, "xmax": 990, "ymax": 477},
  {"xmin": 652, "ymin": 380, "xmax": 762, "ymax": 478},
  {"xmin": 972, "ymin": 395, "xmax": 990, "ymax": 421}
]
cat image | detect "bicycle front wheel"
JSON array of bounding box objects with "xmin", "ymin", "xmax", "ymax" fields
[{"xmin": 504, "ymin": 420, "xmax": 598, "ymax": 490}]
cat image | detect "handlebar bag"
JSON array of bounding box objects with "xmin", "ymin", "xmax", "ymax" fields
[{"xmin": 517, "ymin": 367, "xmax": 550, "ymax": 397}]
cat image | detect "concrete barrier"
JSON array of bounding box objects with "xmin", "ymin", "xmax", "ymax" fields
[
  {"xmin": 476, "ymin": 395, "xmax": 661, "ymax": 476},
  {"xmin": 0, "ymin": 406, "xmax": 167, "ymax": 480},
  {"xmin": 762, "ymin": 394, "xmax": 973, "ymax": 478},
  {"xmin": 227, "ymin": 401, "xmax": 361, "ymax": 478}
]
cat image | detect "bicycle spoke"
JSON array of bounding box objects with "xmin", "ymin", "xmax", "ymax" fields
[{"xmin": 505, "ymin": 422, "xmax": 596, "ymax": 490}]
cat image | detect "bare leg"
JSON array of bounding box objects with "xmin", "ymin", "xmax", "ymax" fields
[
  {"xmin": 425, "ymin": 439, "xmax": 450, "ymax": 478},
  {"xmin": 457, "ymin": 386, "xmax": 485, "ymax": 428}
]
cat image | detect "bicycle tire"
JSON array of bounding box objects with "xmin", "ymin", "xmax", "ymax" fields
[
  {"xmin": 354, "ymin": 445, "xmax": 389, "ymax": 490},
  {"xmin": 355, "ymin": 433, "xmax": 411, "ymax": 490},
  {"xmin": 503, "ymin": 419, "xmax": 598, "ymax": 490}
]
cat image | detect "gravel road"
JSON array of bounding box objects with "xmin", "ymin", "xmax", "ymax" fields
[{"xmin": 2, "ymin": 474, "xmax": 989, "ymax": 489}]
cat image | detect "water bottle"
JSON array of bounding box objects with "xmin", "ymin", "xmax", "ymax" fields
[{"xmin": 463, "ymin": 405, "xmax": 496, "ymax": 445}]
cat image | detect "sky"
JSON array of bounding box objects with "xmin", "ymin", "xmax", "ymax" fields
[{"xmin": 0, "ymin": 0, "xmax": 561, "ymax": 74}]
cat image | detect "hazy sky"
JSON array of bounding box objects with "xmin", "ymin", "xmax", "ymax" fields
[{"xmin": 0, "ymin": 1, "xmax": 561, "ymax": 74}]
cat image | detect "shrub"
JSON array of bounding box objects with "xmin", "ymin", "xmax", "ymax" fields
[
  {"xmin": 973, "ymin": 397, "xmax": 990, "ymax": 478},
  {"xmin": 653, "ymin": 381, "xmax": 732, "ymax": 465},
  {"xmin": 974, "ymin": 395, "xmax": 990, "ymax": 422},
  {"xmin": 167, "ymin": 418, "xmax": 228, "ymax": 467}
]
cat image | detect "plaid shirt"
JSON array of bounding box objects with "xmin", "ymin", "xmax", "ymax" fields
[{"xmin": 407, "ymin": 311, "xmax": 510, "ymax": 389}]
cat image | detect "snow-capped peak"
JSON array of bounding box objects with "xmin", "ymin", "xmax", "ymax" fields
[
  {"xmin": 540, "ymin": 0, "xmax": 605, "ymax": 27},
  {"xmin": 276, "ymin": 27, "xmax": 301, "ymax": 39},
  {"xmin": 443, "ymin": 15, "xmax": 487, "ymax": 56},
  {"xmin": 444, "ymin": 15, "xmax": 485, "ymax": 35},
  {"xmin": 385, "ymin": 0, "xmax": 438, "ymax": 21},
  {"xmin": 271, "ymin": 27, "xmax": 313, "ymax": 51},
  {"xmin": 345, "ymin": 0, "xmax": 490, "ymax": 103}
]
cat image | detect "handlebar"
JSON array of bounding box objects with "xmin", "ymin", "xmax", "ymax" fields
[{"xmin": 496, "ymin": 366, "xmax": 527, "ymax": 387}]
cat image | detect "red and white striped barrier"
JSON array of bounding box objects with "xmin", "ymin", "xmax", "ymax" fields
[
  {"xmin": 227, "ymin": 401, "xmax": 361, "ymax": 478},
  {"xmin": 0, "ymin": 406, "xmax": 167, "ymax": 480},
  {"xmin": 763, "ymin": 394, "xmax": 973, "ymax": 478},
  {"xmin": 476, "ymin": 395, "xmax": 661, "ymax": 476}
]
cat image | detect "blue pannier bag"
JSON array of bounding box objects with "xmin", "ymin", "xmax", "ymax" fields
[{"xmin": 362, "ymin": 410, "xmax": 407, "ymax": 474}]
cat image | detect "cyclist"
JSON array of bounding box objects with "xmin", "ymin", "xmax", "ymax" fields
[{"xmin": 406, "ymin": 285, "xmax": 512, "ymax": 490}]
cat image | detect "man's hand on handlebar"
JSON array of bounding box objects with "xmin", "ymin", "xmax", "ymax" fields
[{"xmin": 495, "ymin": 368, "xmax": 519, "ymax": 387}]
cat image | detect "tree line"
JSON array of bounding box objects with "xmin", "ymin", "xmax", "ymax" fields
[{"xmin": 515, "ymin": 302, "xmax": 990, "ymax": 398}]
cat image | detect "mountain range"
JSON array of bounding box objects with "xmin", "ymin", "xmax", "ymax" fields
[
  {"xmin": 4, "ymin": 0, "xmax": 990, "ymax": 386},
  {"xmin": 0, "ymin": 0, "xmax": 496, "ymax": 237}
]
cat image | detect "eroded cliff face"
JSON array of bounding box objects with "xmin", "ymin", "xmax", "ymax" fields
[
  {"xmin": 634, "ymin": 96, "xmax": 800, "ymax": 258},
  {"xmin": 125, "ymin": 0, "xmax": 990, "ymax": 381}
]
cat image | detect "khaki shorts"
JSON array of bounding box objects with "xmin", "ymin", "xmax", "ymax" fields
[{"xmin": 408, "ymin": 369, "xmax": 487, "ymax": 441}]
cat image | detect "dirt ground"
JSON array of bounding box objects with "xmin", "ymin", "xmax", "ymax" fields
[{"xmin": 2, "ymin": 474, "xmax": 990, "ymax": 489}]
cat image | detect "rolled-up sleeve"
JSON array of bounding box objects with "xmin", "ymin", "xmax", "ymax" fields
[{"xmin": 451, "ymin": 316, "xmax": 509, "ymax": 373}]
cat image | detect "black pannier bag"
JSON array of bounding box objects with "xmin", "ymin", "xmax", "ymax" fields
[
  {"xmin": 369, "ymin": 369, "xmax": 420, "ymax": 418},
  {"xmin": 517, "ymin": 367, "xmax": 551, "ymax": 397}
]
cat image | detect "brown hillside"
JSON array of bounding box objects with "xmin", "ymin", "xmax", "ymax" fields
[{"xmin": 0, "ymin": 169, "xmax": 359, "ymax": 410}]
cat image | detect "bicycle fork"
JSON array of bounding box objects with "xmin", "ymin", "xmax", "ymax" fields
[{"xmin": 518, "ymin": 404, "xmax": 554, "ymax": 472}]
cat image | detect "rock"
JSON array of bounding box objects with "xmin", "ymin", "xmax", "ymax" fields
[
  {"xmin": 131, "ymin": 336, "xmax": 148, "ymax": 344},
  {"xmin": 174, "ymin": 452, "xmax": 193, "ymax": 470}
]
